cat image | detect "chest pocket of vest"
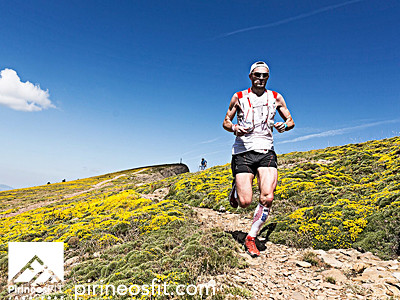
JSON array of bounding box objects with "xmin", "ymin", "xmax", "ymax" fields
[
  {"xmin": 237, "ymin": 104, "xmax": 254, "ymax": 130},
  {"xmin": 254, "ymin": 101, "xmax": 275, "ymax": 129},
  {"xmin": 266, "ymin": 100, "xmax": 276, "ymax": 128}
]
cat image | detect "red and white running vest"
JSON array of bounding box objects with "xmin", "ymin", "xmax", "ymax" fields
[{"xmin": 232, "ymin": 88, "xmax": 278, "ymax": 155}]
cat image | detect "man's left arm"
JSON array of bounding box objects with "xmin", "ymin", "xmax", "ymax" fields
[{"xmin": 274, "ymin": 93, "xmax": 295, "ymax": 133}]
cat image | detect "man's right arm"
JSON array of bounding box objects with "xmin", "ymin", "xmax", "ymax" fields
[{"xmin": 223, "ymin": 94, "xmax": 248, "ymax": 136}]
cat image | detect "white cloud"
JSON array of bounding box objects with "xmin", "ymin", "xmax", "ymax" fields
[
  {"xmin": 0, "ymin": 68, "xmax": 55, "ymax": 112},
  {"xmin": 278, "ymin": 119, "xmax": 400, "ymax": 144},
  {"xmin": 196, "ymin": 137, "xmax": 221, "ymax": 145}
]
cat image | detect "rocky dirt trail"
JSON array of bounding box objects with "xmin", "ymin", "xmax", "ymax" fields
[
  {"xmin": 64, "ymin": 174, "xmax": 128, "ymax": 198},
  {"xmin": 146, "ymin": 187, "xmax": 400, "ymax": 300},
  {"xmin": 2, "ymin": 167, "xmax": 166, "ymax": 219},
  {"xmin": 195, "ymin": 207, "xmax": 400, "ymax": 300}
]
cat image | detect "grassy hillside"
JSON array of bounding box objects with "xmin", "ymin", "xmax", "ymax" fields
[
  {"xmin": 1, "ymin": 137, "xmax": 399, "ymax": 299},
  {"xmin": 0, "ymin": 164, "xmax": 246, "ymax": 299}
]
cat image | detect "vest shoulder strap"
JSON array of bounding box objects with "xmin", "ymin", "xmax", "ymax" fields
[
  {"xmin": 236, "ymin": 88, "xmax": 250, "ymax": 99},
  {"xmin": 237, "ymin": 89, "xmax": 278, "ymax": 99}
]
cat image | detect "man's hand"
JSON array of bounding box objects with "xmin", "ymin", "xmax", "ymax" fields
[
  {"xmin": 274, "ymin": 122, "xmax": 286, "ymax": 133},
  {"xmin": 233, "ymin": 124, "xmax": 249, "ymax": 137}
]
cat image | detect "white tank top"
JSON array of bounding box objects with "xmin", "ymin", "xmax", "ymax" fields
[{"xmin": 232, "ymin": 88, "xmax": 278, "ymax": 155}]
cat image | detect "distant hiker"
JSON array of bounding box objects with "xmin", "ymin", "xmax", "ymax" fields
[
  {"xmin": 222, "ymin": 61, "xmax": 295, "ymax": 257},
  {"xmin": 200, "ymin": 158, "xmax": 207, "ymax": 171}
]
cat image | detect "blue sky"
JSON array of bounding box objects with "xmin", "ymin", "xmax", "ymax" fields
[{"xmin": 0, "ymin": 0, "xmax": 399, "ymax": 188}]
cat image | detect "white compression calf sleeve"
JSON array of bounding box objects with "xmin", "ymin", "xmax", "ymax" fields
[{"xmin": 248, "ymin": 203, "xmax": 270, "ymax": 238}]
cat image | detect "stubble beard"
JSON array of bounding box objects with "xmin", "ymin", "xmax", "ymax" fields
[{"xmin": 252, "ymin": 80, "xmax": 267, "ymax": 94}]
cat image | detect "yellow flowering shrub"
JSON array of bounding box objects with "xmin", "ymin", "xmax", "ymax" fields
[
  {"xmin": 0, "ymin": 190, "xmax": 185, "ymax": 254},
  {"xmin": 269, "ymin": 137, "xmax": 400, "ymax": 258}
]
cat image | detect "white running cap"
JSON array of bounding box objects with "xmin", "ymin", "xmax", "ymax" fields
[{"xmin": 249, "ymin": 61, "xmax": 270, "ymax": 74}]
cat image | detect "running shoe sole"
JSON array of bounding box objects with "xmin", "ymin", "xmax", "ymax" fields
[
  {"xmin": 229, "ymin": 180, "xmax": 238, "ymax": 208},
  {"xmin": 245, "ymin": 248, "xmax": 260, "ymax": 258},
  {"xmin": 244, "ymin": 238, "xmax": 260, "ymax": 257}
]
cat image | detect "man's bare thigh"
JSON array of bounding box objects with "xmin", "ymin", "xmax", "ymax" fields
[
  {"xmin": 235, "ymin": 172, "xmax": 254, "ymax": 207},
  {"xmin": 257, "ymin": 167, "xmax": 278, "ymax": 195}
]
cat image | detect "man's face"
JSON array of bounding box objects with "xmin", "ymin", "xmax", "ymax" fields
[{"xmin": 249, "ymin": 67, "xmax": 269, "ymax": 89}]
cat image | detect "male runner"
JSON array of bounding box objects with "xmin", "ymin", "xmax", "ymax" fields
[{"xmin": 222, "ymin": 61, "xmax": 295, "ymax": 257}]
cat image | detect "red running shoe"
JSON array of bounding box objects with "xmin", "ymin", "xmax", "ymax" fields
[
  {"xmin": 229, "ymin": 179, "xmax": 238, "ymax": 208},
  {"xmin": 245, "ymin": 236, "xmax": 260, "ymax": 257}
]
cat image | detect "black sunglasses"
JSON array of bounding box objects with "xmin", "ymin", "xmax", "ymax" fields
[{"xmin": 253, "ymin": 72, "xmax": 269, "ymax": 79}]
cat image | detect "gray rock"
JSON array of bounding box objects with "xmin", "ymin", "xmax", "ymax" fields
[
  {"xmin": 290, "ymin": 292, "xmax": 306, "ymax": 300},
  {"xmin": 296, "ymin": 261, "xmax": 312, "ymax": 268},
  {"xmin": 352, "ymin": 262, "xmax": 368, "ymax": 273},
  {"xmin": 319, "ymin": 253, "xmax": 344, "ymax": 268},
  {"xmin": 321, "ymin": 269, "xmax": 348, "ymax": 283},
  {"xmin": 392, "ymin": 272, "xmax": 400, "ymax": 281},
  {"xmin": 65, "ymin": 256, "xmax": 79, "ymax": 266}
]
